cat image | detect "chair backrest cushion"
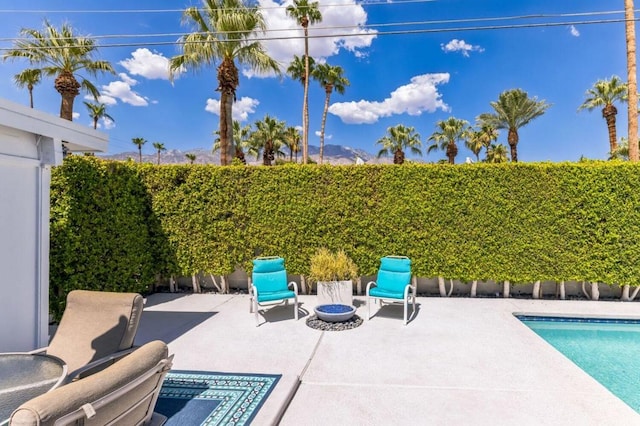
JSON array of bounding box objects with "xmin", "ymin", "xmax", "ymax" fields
[
  {"xmin": 47, "ymin": 290, "xmax": 144, "ymax": 375},
  {"xmin": 376, "ymin": 256, "xmax": 412, "ymax": 292},
  {"xmin": 10, "ymin": 340, "xmax": 170, "ymax": 426},
  {"xmin": 252, "ymin": 257, "xmax": 288, "ymax": 293}
]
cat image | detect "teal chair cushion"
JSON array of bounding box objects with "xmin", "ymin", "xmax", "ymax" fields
[
  {"xmin": 374, "ymin": 256, "xmax": 411, "ymax": 295},
  {"xmin": 257, "ymin": 289, "xmax": 296, "ymax": 303},
  {"xmin": 252, "ymin": 257, "xmax": 295, "ymax": 301}
]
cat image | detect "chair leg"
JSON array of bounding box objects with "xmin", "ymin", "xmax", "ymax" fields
[
  {"xmin": 403, "ymin": 299, "xmax": 408, "ymax": 325},
  {"xmin": 254, "ymin": 300, "xmax": 259, "ymax": 326},
  {"xmin": 294, "ymin": 295, "xmax": 298, "ymax": 320},
  {"xmin": 367, "ymin": 295, "xmax": 371, "ymax": 320}
]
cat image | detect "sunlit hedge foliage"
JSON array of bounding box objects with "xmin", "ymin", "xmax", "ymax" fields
[{"xmin": 50, "ymin": 157, "xmax": 640, "ymax": 314}]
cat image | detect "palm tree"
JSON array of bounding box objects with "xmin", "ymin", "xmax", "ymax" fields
[
  {"xmin": 578, "ymin": 76, "xmax": 628, "ymax": 155},
  {"xmin": 185, "ymin": 153, "xmax": 197, "ymax": 164},
  {"xmin": 376, "ymin": 124, "xmax": 422, "ymax": 164},
  {"xmin": 3, "ymin": 21, "xmax": 115, "ymax": 121},
  {"xmin": 466, "ymin": 131, "xmax": 484, "ymax": 162},
  {"xmin": 153, "ymin": 142, "xmax": 166, "ymax": 165},
  {"xmin": 83, "ymin": 101, "xmax": 114, "ymax": 130},
  {"xmin": 286, "ymin": 0, "xmax": 322, "ymax": 164},
  {"xmin": 284, "ymin": 126, "xmax": 302, "ymax": 162},
  {"xmin": 486, "ymin": 143, "xmax": 509, "ymax": 163},
  {"xmin": 232, "ymin": 120, "xmax": 252, "ymax": 164},
  {"xmin": 250, "ymin": 115, "xmax": 286, "ymax": 166},
  {"xmin": 132, "ymin": 137, "xmax": 146, "ymax": 163},
  {"xmin": 474, "ymin": 123, "xmax": 499, "ymax": 160},
  {"xmin": 428, "ymin": 117, "xmax": 471, "ymax": 164},
  {"xmin": 13, "ymin": 68, "xmax": 41, "ymax": 108},
  {"xmin": 478, "ymin": 89, "xmax": 550, "ymax": 162},
  {"xmin": 312, "ymin": 63, "xmax": 349, "ymax": 164},
  {"xmin": 287, "ymin": 54, "xmax": 315, "ymax": 162},
  {"xmin": 612, "ymin": 137, "xmax": 631, "ymax": 160},
  {"xmin": 626, "ymin": 0, "xmax": 638, "ymax": 162},
  {"xmin": 169, "ymin": 0, "xmax": 280, "ymax": 166}
]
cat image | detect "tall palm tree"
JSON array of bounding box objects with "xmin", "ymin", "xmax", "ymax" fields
[
  {"xmin": 578, "ymin": 76, "xmax": 628, "ymax": 155},
  {"xmin": 250, "ymin": 115, "xmax": 286, "ymax": 166},
  {"xmin": 428, "ymin": 117, "xmax": 471, "ymax": 164},
  {"xmin": 284, "ymin": 126, "xmax": 302, "ymax": 162},
  {"xmin": 626, "ymin": 0, "xmax": 639, "ymax": 162},
  {"xmin": 170, "ymin": 0, "xmax": 280, "ymax": 166},
  {"xmin": 287, "ymin": 54, "xmax": 315, "ymax": 161},
  {"xmin": 286, "ymin": 0, "xmax": 322, "ymax": 164},
  {"xmin": 13, "ymin": 68, "xmax": 41, "ymax": 108},
  {"xmin": 376, "ymin": 124, "xmax": 422, "ymax": 164},
  {"xmin": 185, "ymin": 153, "xmax": 197, "ymax": 164},
  {"xmin": 312, "ymin": 63, "xmax": 349, "ymax": 164},
  {"xmin": 478, "ymin": 89, "xmax": 550, "ymax": 162},
  {"xmin": 153, "ymin": 142, "xmax": 166, "ymax": 165},
  {"xmin": 486, "ymin": 143, "xmax": 509, "ymax": 163},
  {"xmin": 3, "ymin": 21, "xmax": 115, "ymax": 121},
  {"xmin": 132, "ymin": 137, "xmax": 146, "ymax": 163},
  {"xmin": 83, "ymin": 101, "xmax": 114, "ymax": 130}
]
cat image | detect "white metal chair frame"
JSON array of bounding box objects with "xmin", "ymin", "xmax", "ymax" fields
[{"xmin": 366, "ymin": 256, "xmax": 417, "ymax": 325}]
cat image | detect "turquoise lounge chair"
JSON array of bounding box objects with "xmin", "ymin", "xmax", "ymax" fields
[
  {"xmin": 250, "ymin": 257, "xmax": 299, "ymax": 326},
  {"xmin": 366, "ymin": 256, "xmax": 416, "ymax": 325}
]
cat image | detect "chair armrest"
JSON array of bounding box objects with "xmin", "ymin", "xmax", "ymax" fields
[
  {"xmin": 288, "ymin": 281, "xmax": 298, "ymax": 295},
  {"xmin": 63, "ymin": 347, "xmax": 137, "ymax": 385},
  {"xmin": 365, "ymin": 281, "xmax": 376, "ymax": 294}
]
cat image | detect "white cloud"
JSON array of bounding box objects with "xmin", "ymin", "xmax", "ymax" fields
[
  {"xmin": 569, "ymin": 25, "xmax": 580, "ymax": 37},
  {"xmin": 100, "ymin": 76, "xmax": 148, "ymax": 107},
  {"xmin": 119, "ymin": 48, "xmax": 180, "ymax": 80},
  {"xmin": 101, "ymin": 117, "xmax": 116, "ymax": 130},
  {"xmin": 205, "ymin": 96, "xmax": 260, "ymax": 121},
  {"xmin": 314, "ymin": 130, "xmax": 332, "ymax": 139},
  {"xmin": 244, "ymin": 0, "xmax": 377, "ymax": 78},
  {"xmin": 441, "ymin": 39, "xmax": 484, "ymax": 57},
  {"xmin": 329, "ymin": 73, "xmax": 450, "ymax": 124},
  {"xmin": 72, "ymin": 112, "xmax": 80, "ymax": 119}
]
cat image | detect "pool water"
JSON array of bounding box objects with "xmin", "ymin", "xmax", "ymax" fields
[{"xmin": 517, "ymin": 315, "xmax": 640, "ymax": 413}]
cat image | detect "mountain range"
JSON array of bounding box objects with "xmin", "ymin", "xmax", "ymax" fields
[{"xmin": 100, "ymin": 144, "xmax": 393, "ymax": 165}]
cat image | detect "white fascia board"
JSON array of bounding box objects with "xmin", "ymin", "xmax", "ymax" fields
[{"xmin": 0, "ymin": 98, "xmax": 109, "ymax": 153}]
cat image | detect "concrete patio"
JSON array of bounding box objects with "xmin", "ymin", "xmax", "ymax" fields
[{"xmin": 134, "ymin": 294, "xmax": 640, "ymax": 426}]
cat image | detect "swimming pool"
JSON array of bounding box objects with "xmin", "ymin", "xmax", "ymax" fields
[{"xmin": 517, "ymin": 315, "xmax": 640, "ymax": 413}]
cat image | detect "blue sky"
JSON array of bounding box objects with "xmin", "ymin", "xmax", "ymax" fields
[{"xmin": 0, "ymin": 0, "xmax": 633, "ymax": 162}]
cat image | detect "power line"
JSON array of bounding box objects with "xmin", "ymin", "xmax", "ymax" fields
[
  {"xmin": 0, "ymin": 17, "xmax": 632, "ymax": 52},
  {"xmin": 0, "ymin": 9, "xmax": 628, "ymax": 43},
  {"xmin": 0, "ymin": 0, "xmax": 438, "ymax": 14}
]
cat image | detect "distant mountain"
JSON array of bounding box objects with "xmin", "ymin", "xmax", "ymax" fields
[{"xmin": 100, "ymin": 144, "xmax": 392, "ymax": 165}]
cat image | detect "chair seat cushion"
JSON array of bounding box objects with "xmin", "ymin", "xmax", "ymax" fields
[
  {"xmin": 257, "ymin": 290, "xmax": 296, "ymax": 303},
  {"xmin": 369, "ymin": 287, "xmax": 405, "ymax": 300}
]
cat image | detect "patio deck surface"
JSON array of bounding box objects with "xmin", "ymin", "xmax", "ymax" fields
[{"xmin": 134, "ymin": 293, "xmax": 640, "ymax": 426}]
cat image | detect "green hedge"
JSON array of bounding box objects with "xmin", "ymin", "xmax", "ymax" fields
[{"xmin": 50, "ymin": 157, "xmax": 640, "ymax": 310}]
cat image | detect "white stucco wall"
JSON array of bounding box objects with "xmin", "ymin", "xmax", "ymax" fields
[{"xmin": 0, "ymin": 99, "xmax": 108, "ymax": 351}]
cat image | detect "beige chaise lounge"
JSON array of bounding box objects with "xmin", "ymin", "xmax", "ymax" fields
[{"xmin": 10, "ymin": 340, "xmax": 173, "ymax": 426}]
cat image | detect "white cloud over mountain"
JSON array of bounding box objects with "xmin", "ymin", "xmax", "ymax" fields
[
  {"xmin": 244, "ymin": 0, "xmax": 377, "ymax": 78},
  {"xmin": 119, "ymin": 48, "xmax": 179, "ymax": 80},
  {"xmin": 441, "ymin": 39, "xmax": 484, "ymax": 57},
  {"xmin": 205, "ymin": 97, "xmax": 260, "ymax": 121},
  {"xmin": 328, "ymin": 73, "xmax": 450, "ymax": 124}
]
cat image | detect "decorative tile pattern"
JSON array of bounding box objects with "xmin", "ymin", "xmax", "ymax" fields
[{"xmin": 157, "ymin": 371, "xmax": 280, "ymax": 425}]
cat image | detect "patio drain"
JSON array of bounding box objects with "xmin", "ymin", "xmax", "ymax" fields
[{"xmin": 306, "ymin": 314, "xmax": 363, "ymax": 331}]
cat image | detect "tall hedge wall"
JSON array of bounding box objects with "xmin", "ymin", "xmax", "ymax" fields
[{"xmin": 50, "ymin": 157, "xmax": 640, "ymax": 310}]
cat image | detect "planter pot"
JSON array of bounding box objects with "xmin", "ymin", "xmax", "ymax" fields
[
  {"xmin": 317, "ymin": 280, "xmax": 353, "ymax": 306},
  {"xmin": 314, "ymin": 304, "xmax": 356, "ymax": 322}
]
